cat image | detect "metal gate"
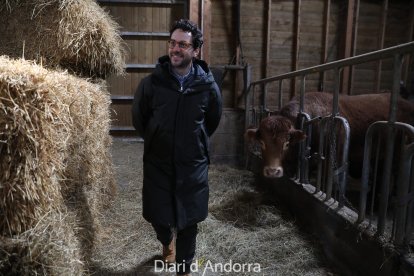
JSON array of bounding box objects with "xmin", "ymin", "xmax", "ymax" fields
[{"xmin": 245, "ymin": 41, "xmax": 414, "ymax": 250}]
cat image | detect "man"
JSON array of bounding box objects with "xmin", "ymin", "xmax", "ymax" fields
[{"xmin": 131, "ymin": 19, "xmax": 222, "ymax": 276}]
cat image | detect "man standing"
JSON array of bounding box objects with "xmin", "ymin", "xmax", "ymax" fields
[{"xmin": 131, "ymin": 19, "xmax": 222, "ymax": 276}]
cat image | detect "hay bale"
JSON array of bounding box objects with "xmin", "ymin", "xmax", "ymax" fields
[
  {"xmin": 0, "ymin": 210, "xmax": 84, "ymax": 275},
  {"xmin": 0, "ymin": 0, "xmax": 125, "ymax": 78},
  {"xmin": 0, "ymin": 56, "xmax": 116, "ymax": 266}
]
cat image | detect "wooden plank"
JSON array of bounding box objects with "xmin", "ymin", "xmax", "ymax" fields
[
  {"xmin": 349, "ymin": 0, "xmax": 360, "ymax": 95},
  {"xmin": 98, "ymin": 0, "xmax": 186, "ymax": 4},
  {"xmin": 202, "ymin": 0, "xmax": 212, "ymax": 63},
  {"xmin": 264, "ymin": 0, "xmax": 272, "ymax": 78},
  {"xmin": 290, "ymin": 0, "xmax": 301, "ymax": 98},
  {"xmin": 126, "ymin": 64, "xmax": 156, "ymax": 70},
  {"xmin": 263, "ymin": 0, "xmax": 272, "ymax": 107},
  {"xmin": 189, "ymin": 0, "xmax": 200, "ymax": 26},
  {"xmin": 375, "ymin": 0, "xmax": 388, "ymax": 92},
  {"xmin": 403, "ymin": 1, "xmax": 414, "ymax": 88},
  {"xmin": 121, "ymin": 31, "xmax": 170, "ymax": 38},
  {"xmin": 111, "ymin": 95, "xmax": 134, "ymax": 101},
  {"xmin": 319, "ymin": 0, "xmax": 330, "ymax": 91},
  {"xmin": 341, "ymin": 0, "xmax": 355, "ymax": 95}
]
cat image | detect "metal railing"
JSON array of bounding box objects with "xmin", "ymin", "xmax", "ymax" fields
[{"xmin": 245, "ymin": 41, "xmax": 414, "ymax": 250}]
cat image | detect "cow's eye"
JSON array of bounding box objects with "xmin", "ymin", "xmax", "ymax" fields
[{"xmin": 283, "ymin": 141, "xmax": 289, "ymax": 150}]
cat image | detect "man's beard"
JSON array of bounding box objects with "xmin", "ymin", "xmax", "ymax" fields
[{"xmin": 170, "ymin": 52, "xmax": 192, "ymax": 69}]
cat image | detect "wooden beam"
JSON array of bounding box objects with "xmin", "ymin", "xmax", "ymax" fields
[
  {"xmin": 290, "ymin": 0, "xmax": 301, "ymax": 99},
  {"xmin": 348, "ymin": 0, "xmax": 360, "ymax": 95},
  {"xmin": 375, "ymin": 0, "xmax": 388, "ymax": 92},
  {"xmin": 202, "ymin": 0, "xmax": 212, "ymax": 64},
  {"xmin": 403, "ymin": 1, "xmax": 414, "ymax": 90},
  {"xmin": 263, "ymin": 0, "xmax": 272, "ymax": 107},
  {"xmin": 340, "ymin": 0, "xmax": 355, "ymax": 95},
  {"xmin": 189, "ymin": 0, "xmax": 200, "ymax": 27},
  {"xmin": 264, "ymin": 0, "xmax": 272, "ymax": 79},
  {"xmin": 319, "ymin": 0, "xmax": 331, "ymax": 91}
]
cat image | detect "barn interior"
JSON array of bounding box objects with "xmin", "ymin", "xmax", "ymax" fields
[
  {"xmin": 1, "ymin": 0, "xmax": 414, "ymax": 275},
  {"xmin": 96, "ymin": 0, "xmax": 414, "ymax": 275}
]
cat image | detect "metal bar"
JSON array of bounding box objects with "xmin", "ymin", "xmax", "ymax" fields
[
  {"xmin": 391, "ymin": 124, "xmax": 414, "ymax": 246},
  {"xmin": 394, "ymin": 143, "xmax": 413, "ymax": 246},
  {"xmin": 297, "ymin": 112, "xmax": 311, "ymax": 183},
  {"xmin": 336, "ymin": 116, "xmax": 350, "ymax": 208},
  {"xmin": 250, "ymin": 41, "xmax": 414, "ymax": 86},
  {"xmin": 325, "ymin": 119, "xmax": 336, "ymax": 201},
  {"xmin": 316, "ymin": 118, "xmax": 328, "ymax": 193},
  {"xmin": 358, "ymin": 122, "xmax": 383, "ymax": 222}
]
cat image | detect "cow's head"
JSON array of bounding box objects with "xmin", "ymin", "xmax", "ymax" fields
[{"xmin": 245, "ymin": 115, "xmax": 306, "ymax": 178}]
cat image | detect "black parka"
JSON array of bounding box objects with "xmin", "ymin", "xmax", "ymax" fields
[{"xmin": 131, "ymin": 56, "xmax": 222, "ymax": 230}]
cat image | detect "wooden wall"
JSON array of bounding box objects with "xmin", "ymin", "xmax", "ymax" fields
[
  {"xmin": 98, "ymin": 0, "xmax": 187, "ymax": 135},
  {"xmin": 99, "ymin": 0, "xmax": 414, "ymax": 137},
  {"xmin": 208, "ymin": 0, "xmax": 414, "ymax": 110}
]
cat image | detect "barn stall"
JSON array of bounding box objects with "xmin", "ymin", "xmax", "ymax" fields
[
  {"xmin": 98, "ymin": 0, "xmax": 414, "ymax": 275},
  {"xmin": 1, "ymin": 0, "xmax": 414, "ymax": 275}
]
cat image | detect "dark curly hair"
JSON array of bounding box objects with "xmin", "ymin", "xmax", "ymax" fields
[{"xmin": 170, "ymin": 19, "xmax": 203, "ymax": 49}]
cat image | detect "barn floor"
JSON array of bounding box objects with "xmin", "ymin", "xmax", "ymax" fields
[{"xmin": 90, "ymin": 139, "xmax": 338, "ymax": 276}]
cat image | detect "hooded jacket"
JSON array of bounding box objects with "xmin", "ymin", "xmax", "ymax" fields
[{"xmin": 132, "ymin": 55, "xmax": 222, "ymax": 230}]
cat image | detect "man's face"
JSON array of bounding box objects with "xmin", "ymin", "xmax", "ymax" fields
[{"xmin": 168, "ymin": 29, "xmax": 199, "ymax": 70}]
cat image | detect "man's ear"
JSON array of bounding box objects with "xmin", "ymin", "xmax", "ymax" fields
[
  {"xmin": 244, "ymin": 128, "xmax": 258, "ymax": 144},
  {"xmin": 193, "ymin": 48, "xmax": 200, "ymax": 58},
  {"xmin": 288, "ymin": 129, "xmax": 306, "ymax": 144}
]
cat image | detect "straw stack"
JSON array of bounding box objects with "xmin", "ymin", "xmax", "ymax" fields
[
  {"xmin": 0, "ymin": 0, "xmax": 125, "ymax": 78},
  {"xmin": 0, "ymin": 56, "xmax": 116, "ymax": 273},
  {"xmin": 0, "ymin": 210, "xmax": 84, "ymax": 275}
]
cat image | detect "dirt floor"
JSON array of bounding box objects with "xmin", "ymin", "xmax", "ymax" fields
[{"xmin": 90, "ymin": 139, "xmax": 337, "ymax": 276}]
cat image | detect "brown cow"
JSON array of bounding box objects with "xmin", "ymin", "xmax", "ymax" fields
[{"xmin": 245, "ymin": 92, "xmax": 414, "ymax": 178}]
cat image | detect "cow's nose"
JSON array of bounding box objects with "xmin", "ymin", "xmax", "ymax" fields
[{"xmin": 264, "ymin": 166, "xmax": 284, "ymax": 178}]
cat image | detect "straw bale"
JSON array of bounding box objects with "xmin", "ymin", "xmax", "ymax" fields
[
  {"xmin": 0, "ymin": 210, "xmax": 84, "ymax": 275},
  {"xmin": 0, "ymin": 55, "xmax": 116, "ymax": 242},
  {"xmin": 0, "ymin": 0, "xmax": 125, "ymax": 78}
]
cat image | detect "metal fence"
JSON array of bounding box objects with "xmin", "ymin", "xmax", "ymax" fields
[{"xmin": 245, "ymin": 41, "xmax": 414, "ymax": 251}]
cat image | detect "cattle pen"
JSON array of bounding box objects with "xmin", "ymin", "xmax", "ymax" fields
[{"xmin": 245, "ymin": 41, "xmax": 414, "ymax": 275}]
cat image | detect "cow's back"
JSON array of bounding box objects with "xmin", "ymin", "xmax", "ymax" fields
[
  {"xmin": 280, "ymin": 92, "xmax": 414, "ymax": 128},
  {"xmin": 259, "ymin": 92, "xmax": 414, "ymax": 179}
]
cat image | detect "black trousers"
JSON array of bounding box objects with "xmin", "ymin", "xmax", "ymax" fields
[{"xmin": 152, "ymin": 223, "xmax": 198, "ymax": 275}]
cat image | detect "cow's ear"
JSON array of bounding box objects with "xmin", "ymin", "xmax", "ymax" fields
[
  {"xmin": 244, "ymin": 128, "xmax": 259, "ymax": 143},
  {"xmin": 288, "ymin": 129, "xmax": 306, "ymax": 144}
]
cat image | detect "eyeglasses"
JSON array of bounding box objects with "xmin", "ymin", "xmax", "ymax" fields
[{"xmin": 167, "ymin": 40, "xmax": 193, "ymax": 50}]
